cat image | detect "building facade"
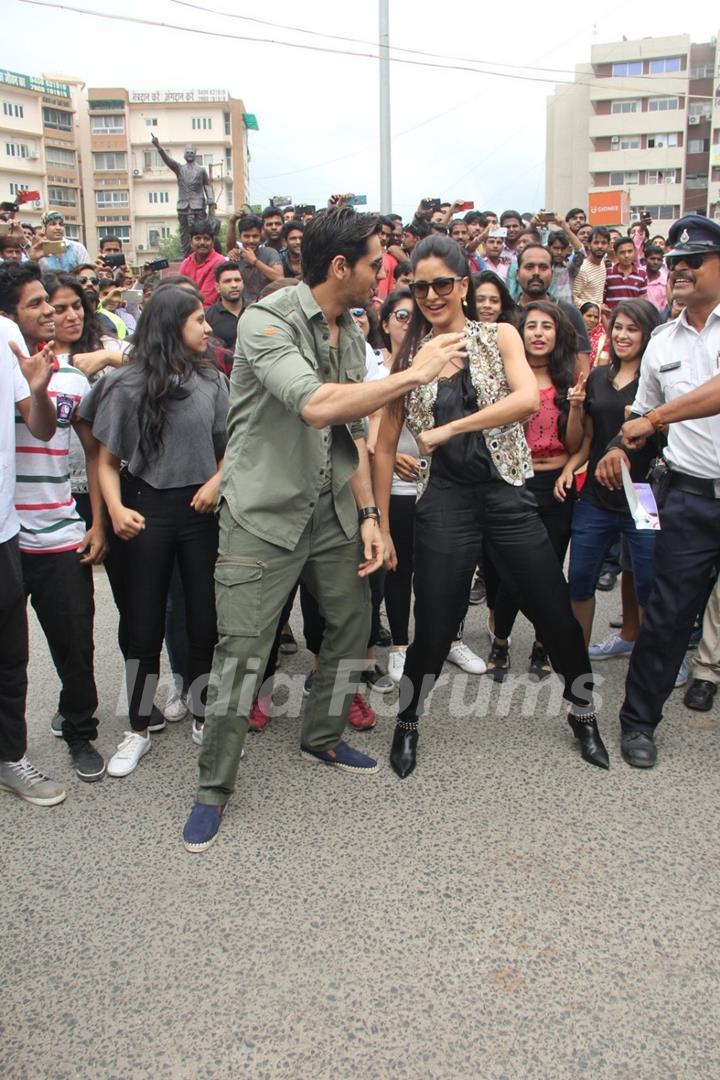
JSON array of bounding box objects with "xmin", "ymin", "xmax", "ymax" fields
[
  {"xmin": 0, "ymin": 72, "xmax": 251, "ymax": 261},
  {"xmin": 546, "ymin": 34, "xmax": 720, "ymax": 225},
  {"xmin": 0, "ymin": 69, "xmax": 85, "ymax": 237}
]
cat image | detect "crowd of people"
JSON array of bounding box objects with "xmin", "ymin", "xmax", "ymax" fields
[{"xmin": 1, "ymin": 195, "xmax": 719, "ymax": 854}]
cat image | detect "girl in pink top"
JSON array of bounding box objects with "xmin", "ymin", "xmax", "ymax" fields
[{"xmin": 488, "ymin": 300, "xmax": 586, "ymax": 680}]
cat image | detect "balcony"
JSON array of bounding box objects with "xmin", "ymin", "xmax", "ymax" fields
[
  {"xmin": 589, "ymin": 147, "xmax": 684, "ymax": 173},
  {"xmin": 589, "ymin": 110, "xmax": 686, "ymax": 138}
]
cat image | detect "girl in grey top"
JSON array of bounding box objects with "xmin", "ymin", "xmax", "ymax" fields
[{"xmin": 80, "ymin": 286, "xmax": 229, "ymax": 779}]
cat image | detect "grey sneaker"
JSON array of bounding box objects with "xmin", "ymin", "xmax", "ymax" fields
[
  {"xmin": 50, "ymin": 711, "xmax": 64, "ymax": 738},
  {"xmin": 0, "ymin": 756, "xmax": 67, "ymax": 806},
  {"xmin": 69, "ymin": 741, "xmax": 106, "ymax": 783}
]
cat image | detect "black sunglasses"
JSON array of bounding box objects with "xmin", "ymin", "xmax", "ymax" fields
[
  {"xmin": 410, "ymin": 275, "xmax": 464, "ymax": 300},
  {"xmin": 78, "ymin": 275, "xmax": 99, "ymax": 285},
  {"xmin": 390, "ymin": 308, "xmax": 411, "ymax": 322},
  {"xmin": 665, "ymin": 252, "xmax": 713, "ymax": 271}
]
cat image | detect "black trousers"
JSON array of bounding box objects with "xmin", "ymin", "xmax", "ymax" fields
[
  {"xmin": 122, "ymin": 478, "xmax": 218, "ymax": 729},
  {"xmin": 399, "ymin": 478, "xmax": 593, "ymax": 723},
  {"xmin": 621, "ymin": 488, "xmax": 720, "ymax": 734},
  {"xmin": 0, "ymin": 537, "xmax": 28, "ymax": 762},
  {"xmin": 493, "ymin": 468, "xmax": 575, "ymax": 642},
  {"xmin": 385, "ymin": 494, "xmax": 415, "ymax": 646},
  {"xmin": 22, "ymin": 548, "xmax": 98, "ymax": 745},
  {"xmin": 300, "ymin": 570, "xmax": 385, "ymax": 655}
]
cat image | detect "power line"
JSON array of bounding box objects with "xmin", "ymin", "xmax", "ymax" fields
[{"xmin": 15, "ymin": 0, "xmax": 713, "ymax": 96}]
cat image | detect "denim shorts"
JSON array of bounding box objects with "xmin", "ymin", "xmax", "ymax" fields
[{"xmin": 569, "ymin": 498, "xmax": 657, "ymax": 606}]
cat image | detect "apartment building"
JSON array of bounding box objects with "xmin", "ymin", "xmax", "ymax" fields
[
  {"xmin": 0, "ymin": 69, "xmax": 85, "ymax": 237},
  {"xmin": 546, "ymin": 34, "xmax": 720, "ymax": 225},
  {"xmin": 0, "ymin": 72, "xmax": 252, "ymax": 260},
  {"xmin": 81, "ymin": 87, "xmax": 250, "ymax": 262}
]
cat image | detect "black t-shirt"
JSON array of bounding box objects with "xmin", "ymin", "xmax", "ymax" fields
[
  {"xmin": 205, "ymin": 301, "xmax": 240, "ymax": 350},
  {"xmin": 430, "ymin": 366, "xmax": 496, "ymax": 485},
  {"xmin": 581, "ymin": 366, "xmax": 656, "ymax": 512}
]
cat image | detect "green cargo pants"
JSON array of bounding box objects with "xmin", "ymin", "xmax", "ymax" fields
[{"xmin": 197, "ymin": 493, "xmax": 371, "ymax": 804}]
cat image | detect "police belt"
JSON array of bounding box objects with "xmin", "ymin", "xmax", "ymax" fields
[{"xmin": 668, "ymin": 469, "xmax": 720, "ymax": 500}]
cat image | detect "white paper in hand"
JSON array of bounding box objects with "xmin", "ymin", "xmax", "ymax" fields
[{"xmin": 620, "ymin": 460, "xmax": 661, "ymax": 531}]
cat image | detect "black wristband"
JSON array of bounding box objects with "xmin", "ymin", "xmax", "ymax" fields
[{"xmin": 358, "ymin": 506, "xmax": 380, "ymax": 523}]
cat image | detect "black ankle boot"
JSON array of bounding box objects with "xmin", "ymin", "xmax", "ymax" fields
[
  {"xmin": 390, "ymin": 721, "xmax": 418, "ymax": 779},
  {"xmin": 567, "ymin": 714, "xmax": 610, "ymax": 770}
]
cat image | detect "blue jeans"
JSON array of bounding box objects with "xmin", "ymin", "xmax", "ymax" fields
[{"xmin": 569, "ymin": 498, "xmax": 656, "ymax": 607}]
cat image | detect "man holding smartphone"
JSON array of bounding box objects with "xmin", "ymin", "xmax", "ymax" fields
[{"xmin": 30, "ymin": 212, "xmax": 90, "ymax": 274}]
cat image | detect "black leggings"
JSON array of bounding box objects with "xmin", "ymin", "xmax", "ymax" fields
[
  {"xmin": 493, "ymin": 468, "xmax": 575, "ymax": 642},
  {"xmin": 121, "ymin": 477, "xmax": 218, "ymax": 728},
  {"xmin": 399, "ymin": 478, "xmax": 593, "ymax": 724}
]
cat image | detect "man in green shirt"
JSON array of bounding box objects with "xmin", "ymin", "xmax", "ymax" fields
[{"xmin": 183, "ymin": 207, "xmax": 467, "ymax": 851}]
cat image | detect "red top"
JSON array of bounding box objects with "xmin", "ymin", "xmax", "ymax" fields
[
  {"xmin": 524, "ymin": 385, "xmax": 565, "ymax": 459},
  {"xmin": 178, "ymin": 249, "xmax": 227, "ymax": 306}
]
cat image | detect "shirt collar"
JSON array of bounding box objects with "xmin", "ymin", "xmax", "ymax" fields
[{"xmin": 296, "ymin": 282, "xmax": 354, "ymax": 329}]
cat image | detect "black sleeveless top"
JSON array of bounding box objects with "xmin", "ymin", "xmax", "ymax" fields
[{"xmin": 430, "ymin": 366, "xmax": 498, "ymax": 485}]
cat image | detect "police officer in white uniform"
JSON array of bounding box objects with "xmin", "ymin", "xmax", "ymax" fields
[{"xmin": 594, "ymin": 213, "xmax": 720, "ymax": 767}]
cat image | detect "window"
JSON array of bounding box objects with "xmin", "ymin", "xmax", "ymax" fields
[
  {"xmin": 96, "ymin": 190, "xmax": 129, "ymax": 207},
  {"xmin": 148, "ymin": 191, "xmax": 169, "ymax": 204},
  {"xmin": 9, "ymin": 182, "xmax": 29, "ymax": 195},
  {"xmin": 611, "ymin": 135, "xmax": 641, "ymax": 151},
  {"xmin": 191, "ymin": 117, "xmax": 212, "ymax": 130},
  {"xmin": 225, "ymin": 147, "xmax": 232, "ymax": 171},
  {"xmin": 689, "ymin": 100, "xmax": 712, "ymax": 118},
  {"xmin": 144, "ymin": 117, "xmax": 158, "ymax": 127},
  {"xmin": 611, "ymin": 100, "xmax": 640, "ymax": 114},
  {"xmin": 688, "ymin": 139, "xmax": 710, "ymax": 154},
  {"xmin": 43, "ymin": 107, "xmax": 73, "ymax": 131},
  {"xmin": 647, "ymin": 133, "xmax": 679, "ymax": 148},
  {"xmin": 98, "ymin": 225, "xmax": 130, "ymax": 242},
  {"xmin": 148, "ymin": 226, "xmax": 171, "ymax": 247},
  {"xmin": 6, "ymin": 142, "xmax": 31, "ymax": 158},
  {"xmin": 91, "ymin": 115, "xmax": 125, "ymax": 134},
  {"xmin": 46, "ymin": 146, "xmax": 75, "ymax": 168},
  {"xmin": 143, "ymin": 149, "xmax": 164, "ymax": 169},
  {"xmin": 612, "ymin": 61, "xmax": 642, "ymax": 77},
  {"xmin": 224, "ymin": 111, "xmax": 230, "ymax": 135},
  {"xmin": 686, "ymin": 172, "xmax": 708, "ymax": 189},
  {"xmin": 609, "ymin": 170, "xmax": 639, "ymax": 185},
  {"xmin": 646, "ymin": 169, "xmax": 678, "ymax": 184},
  {"xmin": 649, "ymin": 57, "xmax": 682, "ymax": 74},
  {"xmin": 632, "ymin": 204, "xmax": 678, "ymax": 220},
  {"xmin": 93, "ymin": 151, "xmax": 127, "ymax": 171},
  {"xmin": 690, "ymin": 63, "xmax": 714, "ymax": 79},
  {"xmin": 64, "ymin": 225, "xmax": 80, "ymax": 239},
  {"xmin": 48, "ymin": 186, "xmax": 77, "ymax": 207},
  {"xmin": 3, "ymin": 102, "xmax": 24, "ymax": 118},
  {"xmin": 648, "ymin": 97, "xmax": 679, "ymax": 112}
]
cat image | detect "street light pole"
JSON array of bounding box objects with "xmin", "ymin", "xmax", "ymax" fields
[{"xmin": 379, "ymin": 0, "xmax": 392, "ymax": 212}]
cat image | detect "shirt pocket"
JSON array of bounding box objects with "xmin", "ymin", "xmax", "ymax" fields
[
  {"xmin": 661, "ymin": 369, "xmax": 695, "ymax": 403},
  {"xmin": 214, "ymin": 556, "xmax": 265, "ymax": 637}
]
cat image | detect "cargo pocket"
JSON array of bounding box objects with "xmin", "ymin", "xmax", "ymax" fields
[{"xmin": 214, "ymin": 557, "xmax": 265, "ymax": 637}]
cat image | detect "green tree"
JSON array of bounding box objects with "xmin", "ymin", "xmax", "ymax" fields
[{"xmin": 158, "ymin": 229, "xmax": 183, "ymax": 262}]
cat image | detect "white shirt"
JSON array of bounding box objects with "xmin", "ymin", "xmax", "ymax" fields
[
  {"xmin": 0, "ymin": 318, "xmax": 30, "ymax": 544},
  {"xmin": 632, "ymin": 303, "xmax": 720, "ymax": 479}
]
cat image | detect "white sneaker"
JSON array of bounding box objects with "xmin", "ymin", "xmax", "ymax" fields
[
  {"xmin": 447, "ymin": 641, "xmax": 487, "ymax": 675},
  {"xmin": 192, "ymin": 719, "xmax": 204, "ymax": 746},
  {"xmin": 107, "ymin": 732, "xmax": 151, "ymax": 777},
  {"xmin": 163, "ymin": 690, "xmax": 188, "ymax": 723},
  {"xmin": 387, "ymin": 649, "xmax": 406, "ymax": 684}
]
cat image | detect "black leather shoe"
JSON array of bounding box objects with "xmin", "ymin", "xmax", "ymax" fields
[
  {"xmin": 621, "ymin": 730, "xmax": 657, "ymax": 768},
  {"xmin": 683, "ymin": 678, "xmax": 717, "ymax": 712},
  {"xmin": 597, "ymin": 571, "xmax": 617, "ymax": 592},
  {"xmin": 567, "ymin": 715, "xmax": 610, "ymax": 769},
  {"xmin": 390, "ymin": 723, "xmax": 418, "ymax": 779}
]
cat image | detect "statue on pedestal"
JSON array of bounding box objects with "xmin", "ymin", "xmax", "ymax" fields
[{"xmin": 150, "ymin": 135, "xmax": 216, "ymax": 256}]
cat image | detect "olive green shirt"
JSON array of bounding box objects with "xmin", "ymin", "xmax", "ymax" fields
[{"xmin": 220, "ymin": 282, "xmax": 367, "ymax": 551}]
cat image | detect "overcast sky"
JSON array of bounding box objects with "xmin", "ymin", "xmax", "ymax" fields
[{"xmin": 6, "ymin": 0, "xmax": 719, "ymax": 220}]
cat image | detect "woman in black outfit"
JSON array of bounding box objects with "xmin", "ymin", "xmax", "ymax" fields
[{"xmin": 373, "ymin": 236, "xmax": 608, "ymax": 778}]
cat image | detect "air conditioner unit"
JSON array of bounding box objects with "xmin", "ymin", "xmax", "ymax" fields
[
  {"xmin": 28, "ymin": 150, "xmax": 39, "ymax": 160},
  {"xmin": 611, "ymin": 136, "xmax": 620, "ymax": 143},
  {"xmin": 138, "ymin": 244, "xmax": 145, "ymax": 251},
  {"xmin": 133, "ymin": 168, "xmax": 142, "ymax": 176},
  {"xmin": 689, "ymin": 116, "xmax": 700, "ymax": 126}
]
